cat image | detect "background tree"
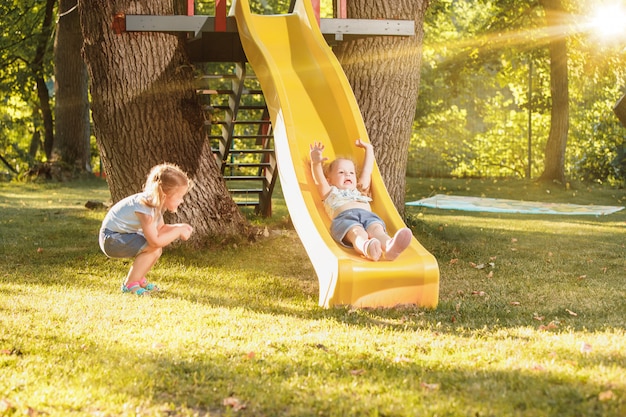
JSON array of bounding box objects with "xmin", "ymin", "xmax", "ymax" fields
[
  {"xmin": 79, "ymin": 0, "xmax": 249, "ymax": 243},
  {"xmin": 0, "ymin": 0, "xmax": 56, "ymax": 170},
  {"xmin": 333, "ymin": 0, "xmax": 430, "ymax": 214},
  {"xmin": 411, "ymin": 0, "xmax": 626, "ymax": 185},
  {"xmin": 53, "ymin": 0, "xmax": 91, "ymax": 173},
  {"xmin": 536, "ymin": 0, "xmax": 569, "ymax": 183},
  {"xmin": 31, "ymin": 0, "xmax": 56, "ymax": 160}
]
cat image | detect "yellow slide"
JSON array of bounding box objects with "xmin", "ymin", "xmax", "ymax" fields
[{"xmin": 232, "ymin": 0, "xmax": 439, "ymax": 308}]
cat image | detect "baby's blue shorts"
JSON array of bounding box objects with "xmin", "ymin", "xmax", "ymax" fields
[
  {"xmin": 99, "ymin": 228, "xmax": 148, "ymax": 258},
  {"xmin": 330, "ymin": 209, "xmax": 386, "ymax": 247}
]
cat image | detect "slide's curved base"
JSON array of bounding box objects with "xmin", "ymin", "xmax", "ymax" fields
[{"xmin": 233, "ymin": 0, "xmax": 439, "ymax": 308}]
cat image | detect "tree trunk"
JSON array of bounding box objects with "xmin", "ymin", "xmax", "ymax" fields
[
  {"xmin": 32, "ymin": 0, "xmax": 56, "ymax": 160},
  {"xmin": 538, "ymin": 0, "xmax": 569, "ymax": 184},
  {"xmin": 54, "ymin": 0, "xmax": 91, "ymax": 172},
  {"xmin": 332, "ymin": 0, "xmax": 428, "ymax": 215},
  {"xmin": 79, "ymin": 0, "xmax": 249, "ymax": 243}
]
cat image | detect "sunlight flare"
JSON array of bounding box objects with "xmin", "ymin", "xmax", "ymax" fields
[{"xmin": 589, "ymin": 2, "xmax": 626, "ymax": 40}]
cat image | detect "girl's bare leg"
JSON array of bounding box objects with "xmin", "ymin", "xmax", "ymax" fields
[
  {"xmin": 345, "ymin": 226, "xmax": 382, "ymax": 261},
  {"xmin": 125, "ymin": 246, "xmax": 162, "ymax": 287},
  {"xmin": 366, "ymin": 223, "xmax": 412, "ymax": 261}
]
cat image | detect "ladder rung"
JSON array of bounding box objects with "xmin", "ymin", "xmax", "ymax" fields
[
  {"xmin": 224, "ymin": 163, "xmax": 272, "ymax": 168},
  {"xmin": 197, "ymin": 74, "xmax": 237, "ymax": 80},
  {"xmin": 232, "ymin": 135, "xmax": 273, "ymax": 139},
  {"xmin": 233, "ymin": 120, "xmax": 271, "ymax": 124},
  {"xmin": 228, "ymin": 149, "xmax": 274, "ymax": 154},
  {"xmin": 196, "ymin": 89, "xmax": 234, "ymax": 95},
  {"xmin": 211, "ymin": 105, "xmax": 266, "ymax": 111},
  {"xmin": 224, "ymin": 176, "xmax": 267, "ymax": 181},
  {"xmin": 229, "ymin": 188, "xmax": 263, "ymax": 193}
]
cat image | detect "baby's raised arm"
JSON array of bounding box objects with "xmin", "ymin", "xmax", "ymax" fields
[
  {"xmin": 355, "ymin": 139, "xmax": 374, "ymax": 191},
  {"xmin": 310, "ymin": 142, "xmax": 331, "ymax": 198}
]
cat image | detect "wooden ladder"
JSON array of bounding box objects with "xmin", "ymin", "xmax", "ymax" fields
[{"xmin": 196, "ymin": 62, "xmax": 277, "ymax": 217}]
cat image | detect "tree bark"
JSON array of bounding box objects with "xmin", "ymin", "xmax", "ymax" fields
[
  {"xmin": 332, "ymin": 0, "xmax": 429, "ymax": 214},
  {"xmin": 54, "ymin": 0, "xmax": 91, "ymax": 172},
  {"xmin": 538, "ymin": 0, "xmax": 569, "ymax": 184},
  {"xmin": 32, "ymin": 0, "xmax": 56, "ymax": 160},
  {"xmin": 79, "ymin": 0, "xmax": 249, "ymax": 243}
]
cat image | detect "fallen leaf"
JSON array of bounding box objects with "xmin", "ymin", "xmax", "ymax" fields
[
  {"xmin": 449, "ymin": 258, "xmax": 458, "ymax": 265},
  {"xmin": 578, "ymin": 275, "xmax": 587, "ymax": 280},
  {"xmin": 223, "ymin": 396, "xmax": 246, "ymax": 411},
  {"xmin": 486, "ymin": 271, "xmax": 494, "ymax": 278},
  {"xmin": 246, "ymin": 351, "xmax": 255, "ymax": 359},
  {"xmin": 539, "ymin": 321, "xmax": 558, "ymax": 331},
  {"xmin": 393, "ymin": 356, "xmax": 411, "ymax": 363},
  {"xmin": 37, "ymin": 248, "xmax": 43, "ymax": 253},
  {"xmin": 511, "ymin": 238, "xmax": 518, "ymax": 243},
  {"xmin": 0, "ymin": 399, "xmax": 15, "ymax": 413},
  {"xmin": 579, "ymin": 342, "xmax": 592, "ymax": 353},
  {"xmin": 565, "ymin": 309, "xmax": 578, "ymax": 316},
  {"xmin": 533, "ymin": 315, "xmax": 545, "ymax": 321},
  {"xmin": 420, "ymin": 382, "xmax": 440, "ymax": 391},
  {"xmin": 510, "ymin": 301, "xmax": 521, "ymax": 306},
  {"xmin": 598, "ymin": 390, "xmax": 615, "ymax": 402},
  {"xmin": 471, "ymin": 291, "xmax": 486, "ymax": 297},
  {"xmin": 350, "ymin": 369, "xmax": 366, "ymax": 376}
]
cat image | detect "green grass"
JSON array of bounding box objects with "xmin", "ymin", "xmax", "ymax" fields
[{"xmin": 1, "ymin": 176, "xmax": 625, "ymax": 416}]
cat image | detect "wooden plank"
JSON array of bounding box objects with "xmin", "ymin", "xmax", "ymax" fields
[
  {"xmin": 319, "ymin": 18, "xmax": 414, "ymax": 36},
  {"xmin": 125, "ymin": 15, "xmax": 413, "ymax": 37}
]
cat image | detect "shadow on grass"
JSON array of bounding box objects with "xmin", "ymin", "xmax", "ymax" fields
[
  {"xmin": 2, "ymin": 185, "xmax": 625, "ymax": 335},
  {"xmin": 56, "ymin": 329, "xmax": 625, "ymax": 416}
]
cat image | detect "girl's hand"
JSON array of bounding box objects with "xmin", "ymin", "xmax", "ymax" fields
[
  {"xmin": 179, "ymin": 224, "xmax": 193, "ymax": 241},
  {"xmin": 355, "ymin": 138, "xmax": 372, "ymax": 150},
  {"xmin": 309, "ymin": 142, "xmax": 328, "ymax": 164}
]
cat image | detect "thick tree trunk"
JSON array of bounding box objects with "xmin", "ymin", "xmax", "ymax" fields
[
  {"xmin": 332, "ymin": 0, "xmax": 428, "ymax": 215},
  {"xmin": 538, "ymin": 0, "xmax": 569, "ymax": 184},
  {"xmin": 79, "ymin": 0, "xmax": 249, "ymax": 243},
  {"xmin": 54, "ymin": 0, "xmax": 91, "ymax": 172}
]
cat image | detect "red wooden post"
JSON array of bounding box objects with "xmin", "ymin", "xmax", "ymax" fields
[
  {"xmin": 338, "ymin": 0, "xmax": 347, "ymax": 18},
  {"xmin": 310, "ymin": 0, "xmax": 320, "ymax": 25},
  {"xmin": 215, "ymin": 0, "xmax": 227, "ymax": 31},
  {"xmin": 187, "ymin": 0, "xmax": 194, "ymax": 16}
]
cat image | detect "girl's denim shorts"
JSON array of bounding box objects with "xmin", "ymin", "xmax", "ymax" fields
[
  {"xmin": 330, "ymin": 209, "xmax": 386, "ymax": 247},
  {"xmin": 99, "ymin": 228, "xmax": 147, "ymax": 258}
]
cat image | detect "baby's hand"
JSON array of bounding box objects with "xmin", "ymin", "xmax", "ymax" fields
[
  {"xmin": 309, "ymin": 142, "xmax": 328, "ymax": 164},
  {"xmin": 355, "ymin": 138, "xmax": 372, "ymax": 150},
  {"xmin": 179, "ymin": 224, "xmax": 193, "ymax": 241}
]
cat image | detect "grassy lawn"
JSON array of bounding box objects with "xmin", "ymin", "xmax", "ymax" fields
[{"xmin": 0, "ymin": 176, "xmax": 625, "ymax": 416}]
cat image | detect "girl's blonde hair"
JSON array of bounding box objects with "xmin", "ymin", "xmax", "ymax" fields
[{"xmin": 142, "ymin": 163, "xmax": 191, "ymax": 209}]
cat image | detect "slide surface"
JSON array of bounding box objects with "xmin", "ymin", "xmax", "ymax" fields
[{"xmin": 232, "ymin": 0, "xmax": 439, "ymax": 308}]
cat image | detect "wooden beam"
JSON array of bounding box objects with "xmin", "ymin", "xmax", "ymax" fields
[
  {"xmin": 215, "ymin": 0, "xmax": 226, "ymax": 32},
  {"xmin": 125, "ymin": 15, "xmax": 414, "ymax": 37}
]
